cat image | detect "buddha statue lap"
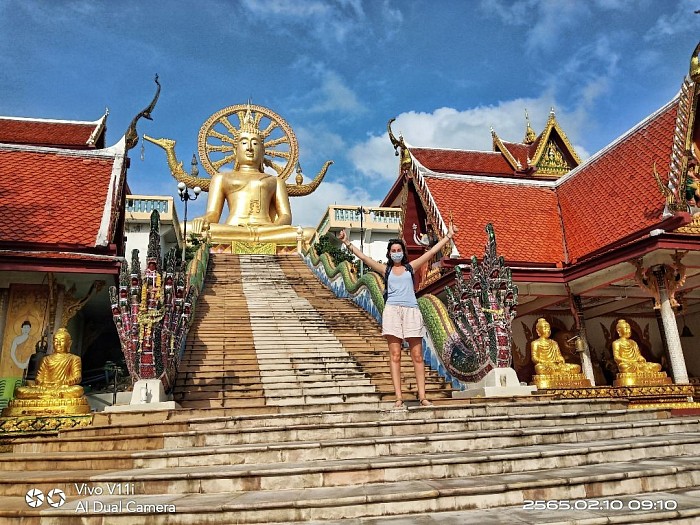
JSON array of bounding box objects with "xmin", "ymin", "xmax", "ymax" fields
[
  {"xmin": 530, "ymin": 318, "xmax": 591, "ymax": 389},
  {"xmin": 3, "ymin": 328, "xmax": 91, "ymax": 416},
  {"xmin": 612, "ymin": 319, "xmax": 671, "ymax": 387},
  {"xmin": 145, "ymin": 104, "xmax": 331, "ymax": 249}
]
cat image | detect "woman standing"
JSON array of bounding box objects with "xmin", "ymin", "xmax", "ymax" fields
[{"xmin": 338, "ymin": 223, "xmax": 457, "ymax": 408}]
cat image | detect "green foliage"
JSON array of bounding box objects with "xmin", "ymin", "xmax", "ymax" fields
[
  {"xmin": 185, "ymin": 233, "xmax": 203, "ymax": 262},
  {"xmin": 315, "ymin": 234, "xmax": 356, "ymax": 267}
]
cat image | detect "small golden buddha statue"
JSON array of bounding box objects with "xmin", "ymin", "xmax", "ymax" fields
[
  {"xmin": 3, "ymin": 328, "xmax": 91, "ymax": 416},
  {"xmin": 612, "ymin": 319, "xmax": 671, "ymax": 387},
  {"xmin": 530, "ymin": 318, "xmax": 591, "ymax": 389}
]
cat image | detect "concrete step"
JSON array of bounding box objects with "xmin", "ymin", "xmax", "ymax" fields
[
  {"xmin": 3, "ymin": 432, "xmax": 699, "ymax": 497},
  {"xmin": 11, "ymin": 405, "xmax": 694, "ymax": 455},
  {"xmin": 1, "ymin": 456, "xmax": 698, "ymax": 523},
  {"xmin": 3, "ymin": 418, "xmax": 698, "ymax": 473}
]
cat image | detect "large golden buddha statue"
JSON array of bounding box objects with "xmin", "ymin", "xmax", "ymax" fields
[
  {"xmin": 612, "ymin": 319, "xmax": 671, "ymax": 387},
  {"xmin": 145, "ymin": 103, "xmax": 332, "ymax": 247},
  {"xmin": 530, "ymin": 318, "xmax": 590, "ymax": 389},
  {"xmin": 3, "ymin": 328, "xmax": 90, "ymax": 416}
]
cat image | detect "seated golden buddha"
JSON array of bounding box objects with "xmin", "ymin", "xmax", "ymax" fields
[
  {"xmin": 612, "ymin": 319, "xmax": 671, "ymax": 387},
  {"xmin": 3, "ymin": 328, "xmax": 91, "ymax": 416},
  {"xmin": 530, "ymin": 318, "xmax": 591, "ymax": 389},
  {"xmin": 145, "ymin": 105, "xmax": 331, "ymax": 248}
]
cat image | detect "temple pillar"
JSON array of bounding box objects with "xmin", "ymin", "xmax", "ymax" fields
[
  {"xmin": 653, "ymin": 266, "xmax": 689, "ymax": 384},
  {"xmin": 573, "ymin": 295, "xmax": 596, "ymax": 386}
]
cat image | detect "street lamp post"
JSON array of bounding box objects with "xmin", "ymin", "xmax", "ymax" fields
[
  {"xmin": 358, "ymin": 206, "xmax": 366, "ymax": 275},
  {"xmin": 177, "ymin": 182, "xmax": 201, "ymax": 263}
]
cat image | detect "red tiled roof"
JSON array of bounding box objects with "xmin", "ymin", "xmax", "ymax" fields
[
  {"xmin": 411, "ymin": 147, "xmax": 513, "ymax": 176},
  {"xmin": 424, "ymin": 177, "xmax": 566, "ymax": 265},
  {"xmin": 0, "ymin": 148, "xmax": 120, "ymax": 248},
  {"xmin": 500, "ymin": 141, "xmax": 533, "ymax": 167},
  {"xmin": 0, "ymin": 117, "xmax": 101, "ymax": 149},
  {"xmin": 558, "ymin": 100, "xmax": 677, "ymax": 262}
]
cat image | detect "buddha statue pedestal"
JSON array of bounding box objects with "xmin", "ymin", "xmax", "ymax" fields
[
  {"xmin": 530, "ymin": 319, "xmax": 592, "ymax": 390},
  {"xmin": 612, "ymin": 319, "xmax": 672, "ymax": 387},
  {"xmin": 2, "ymin": 396, "xmax": 90, "ymax": 417},
  {"xmin": 613, "ymin": 372, "xmax": 672, "ymax": 387},
  {"xmin": 1, "ymin": 328, "xmax": 91, "ymax": 418},
  {"xmin": 532, "ymin": 373, "xmax": 591, "ymax": 390}
]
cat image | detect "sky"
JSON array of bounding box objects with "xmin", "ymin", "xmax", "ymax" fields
[{"xmin": 1, "ymin": 0, "xmax": 699, "ymax": 227}]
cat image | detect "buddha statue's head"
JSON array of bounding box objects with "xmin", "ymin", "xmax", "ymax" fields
[
  {"xmin": 535, "ymin": 318, "xmax": 551, "ymax": 338},
  {"xmin": 53, "ymin": 328, "xmax": 72, "ymax": 354},
  {"xmin": 236, "ymin": 109, "xmax": 265, "ymax": 172},
  {"xmin": 616, "ymin": 319, "xmax": 631, "ymax": 338}
]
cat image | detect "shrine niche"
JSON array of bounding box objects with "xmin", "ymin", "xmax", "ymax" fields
[{"xmin": 600, "ymin": 319, "xmax": 665, "ymax": 372}]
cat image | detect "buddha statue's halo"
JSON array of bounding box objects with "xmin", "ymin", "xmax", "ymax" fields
[{"xmin": 197, "ymin": 103, "xmax": 300, "ymax": 180}]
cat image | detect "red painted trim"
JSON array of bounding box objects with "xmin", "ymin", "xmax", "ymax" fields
[
  {"xmin": 0, "ymin": 261, "xmax": 120, "ymax": 274},
  {"xmin": 418, "ymin": 229, "xmax": 700, "ymax": 296}
]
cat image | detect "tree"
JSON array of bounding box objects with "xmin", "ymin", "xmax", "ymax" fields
[{"xmin": 315, "ymin": 233, "xmax": 356, "ymax": 267}]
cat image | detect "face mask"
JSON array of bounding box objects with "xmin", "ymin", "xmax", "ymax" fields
[{"xmin": 390, "ymin": 252, "xmax": 404, "ymax": 262}]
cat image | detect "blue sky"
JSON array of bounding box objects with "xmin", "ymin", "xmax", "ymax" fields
[{"xmin": 1, "ymin": 0, "xmax": 698, "ymax": 226}]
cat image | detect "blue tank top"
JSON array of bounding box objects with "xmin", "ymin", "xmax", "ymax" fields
[{"xmin": 386, "ymin": 268, "xmax": 418, "ymax": 308}]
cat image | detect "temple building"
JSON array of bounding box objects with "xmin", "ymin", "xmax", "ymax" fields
[
  {"xmin": 124, "ymin": 194, "xmax": 183, "ymax": 271},
  {"xmin": 381, "ymin": 51, "xmax": 700, "ymax": 387},
  {"xmin": 0, "ymin": 113, "xmax": 128, "ymax": 408}
]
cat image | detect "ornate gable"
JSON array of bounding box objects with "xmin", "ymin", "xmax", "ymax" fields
[
  {"xmin": 528, "ymin": 110, "xmax": 581, "ymax": 177},
  {"xmin": 493, "ymin": 109, "xmax": 581, "ymax": 178}
]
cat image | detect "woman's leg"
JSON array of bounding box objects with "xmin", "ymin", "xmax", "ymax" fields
[
  {"xmin": 385, "ymin": 335, "xmax": 404, "ymax": 403},
  {"xmin": 407, "ymin": 337, "xmax": 428, "ymax": 402}
]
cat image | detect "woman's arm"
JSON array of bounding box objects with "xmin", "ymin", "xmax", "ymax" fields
[
  {"xmin": 410, "ymin": 223, "xmax": 457, "ymax": 271},
  {"xmin": 337, "ymin": 230, "xmax": 387, "ymax": 274}
]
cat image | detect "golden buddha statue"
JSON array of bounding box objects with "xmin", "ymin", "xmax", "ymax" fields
[
  {"xmin": 145, "ymin": 103, "xmax": 332, "ymax": 248},
  {"xmin": 530, "ymin": 318, "xmax": 591, "ymax": 389},
  {"xmin": 612, "ymin": 319, "xmax": 671, "ymax": 387},
  {"xmin": 3, "ymin": 328, "xmax": 91, "ymax": 416}
]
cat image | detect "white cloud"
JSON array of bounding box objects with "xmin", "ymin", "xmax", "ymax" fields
[
  {"xmin": 239, "ymin": 0, "xmax": 367, "ymax": 44},
  {"xmin": 644, "ymin": 2, "xmax": 698, "ymax": 41},
  {"xmin": 308, "ymin": 70, "xmax": 366, "ymax": 114},
  {"xmin": 295, "ymin": 125, "xmax": 346, "ymax": 166},
  {"xmin": 290, "ymin": 180, "xmax": 375, "ymax": 227},
  {"xmin": 349, "ymin": 96, "xmax": 588, "ymax": 181},
  {"xmin": 479, "ymin": 0, "xmax": 633, "ymax": 54},
  {"xmin": 288, "ymin": 60, "xmax": 366, "ymax": 117}
]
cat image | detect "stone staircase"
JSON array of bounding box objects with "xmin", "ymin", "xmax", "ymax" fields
[
  {"xmin": 175, "ymin": 254, "xmax": 452, "ymax": 409},
  {"xmin": 1, "ymin": 253, "xmax": 699, "ymax": 523}
]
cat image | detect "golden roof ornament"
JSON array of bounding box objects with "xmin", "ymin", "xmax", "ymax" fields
[
  {"xmin": 691, "ymin": 42, "xmax": 700, "ymax": 82},
  {"xmin": 524, "ymin": 109, "xmax": 536, "ymax": 144}
]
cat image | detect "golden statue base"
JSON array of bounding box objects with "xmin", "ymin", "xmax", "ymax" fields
[
  {"xmin": 532, "ymin": 374, "xmax": 591, "ymax": 389},
  {"xmin": 2, "ymin": 396, "xmax": 91, "ymax": 417},
  {"xmin": 210, "ymin": 242, "xmax": 299, "ymax": 255},
  {"xmin": 538, "ymin": 384, "xmax": 694, "ymax": 408},
  {"xmin": 232, "ymin": 241, "xmax": 277, "ymax": 255},
  {"xmin": 613, "ymin": 372, "xmax": 672, "ymax": 387},
  {"xmin": 0, "ymin": 414, "xmax": 92, "ymax": 433}
]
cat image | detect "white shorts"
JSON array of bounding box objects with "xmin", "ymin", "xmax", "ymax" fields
[{"xmin": 382, "ymin": 304, "xmax": 425, "ymax": 339}]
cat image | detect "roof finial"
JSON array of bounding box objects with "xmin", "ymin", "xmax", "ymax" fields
[
  {"xmin": 524, "ymin": 109, "xmax": 536, "ymax": 144},
  {"xmin": 690, "ymin": 42, "xmax": 700, "ymax": 82}
]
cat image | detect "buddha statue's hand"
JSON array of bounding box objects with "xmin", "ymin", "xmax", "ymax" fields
[{"xmin": 189, "ymin": 217, "xmax": 209, "ymax": 235}]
